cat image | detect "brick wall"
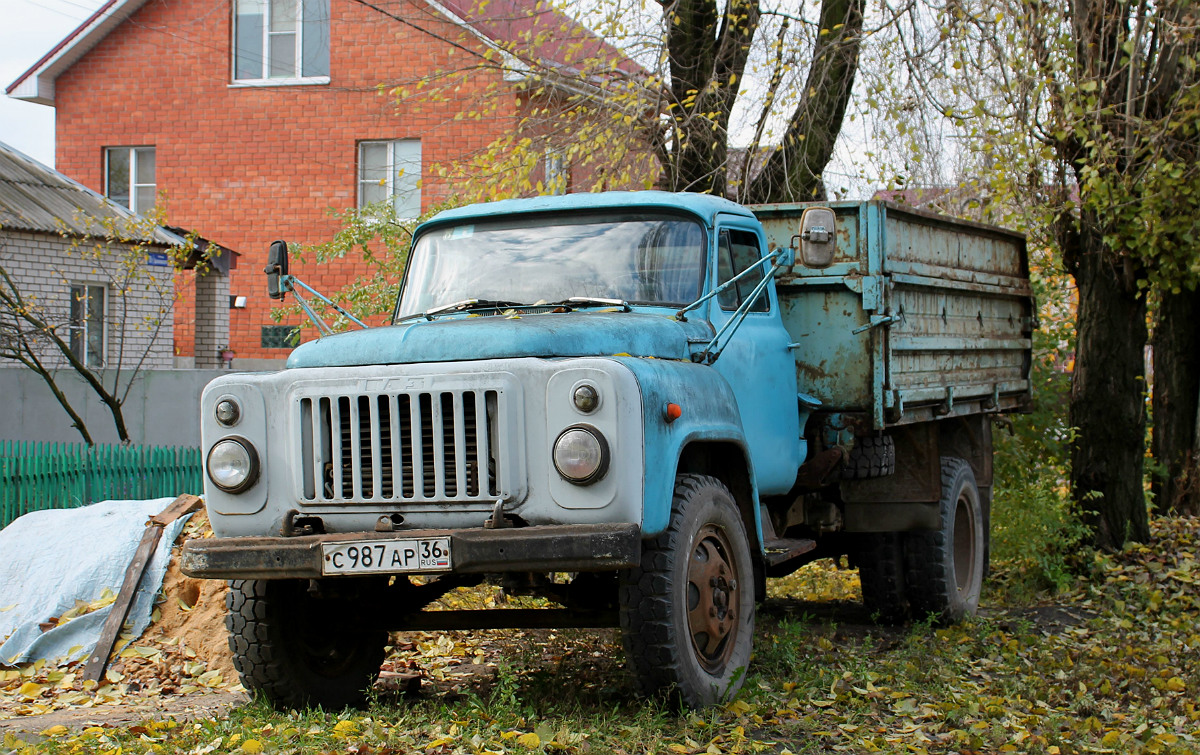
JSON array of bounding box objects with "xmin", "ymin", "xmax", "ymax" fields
[
  {"xmin": 0, "ymin": 230, "xmax": 174, "ymax": 370},
  {"xmin": 194, "ymin": 271, "xmax": 231, "ymax": 369},
  {"xmin": 54, "ymin": 0, "xmax": 529, "ymax": 360}
]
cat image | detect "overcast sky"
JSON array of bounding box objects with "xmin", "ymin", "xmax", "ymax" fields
[{"xmin": 0, "ymin": 0, "xmax": 106, "ymax": 168}]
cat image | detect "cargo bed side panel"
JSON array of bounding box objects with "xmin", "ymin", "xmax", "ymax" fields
[{"xmin": 752, "ymin": 201, "xmax": 1033, "ymax": 428}]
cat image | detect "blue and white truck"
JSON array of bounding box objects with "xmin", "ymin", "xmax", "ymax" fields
[{"xmin": 182, "ymin": 191, "xmax": 1033, "ymax": 708}]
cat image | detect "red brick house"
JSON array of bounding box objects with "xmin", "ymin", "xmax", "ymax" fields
[{"xmin": 7, "ymin": 0, "xmax": 644, "ymax": 367}]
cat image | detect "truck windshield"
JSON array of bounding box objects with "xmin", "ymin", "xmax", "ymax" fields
[{"xmin": 395, "ymin": 213, "xmax": 706, "ymax": 319}]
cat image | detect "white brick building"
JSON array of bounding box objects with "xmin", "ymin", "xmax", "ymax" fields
[{"xmin": 0, "ymin": 141, "xmax": 181, "ymax": 371}]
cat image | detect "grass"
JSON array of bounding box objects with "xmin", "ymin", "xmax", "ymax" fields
[{"xmin": 7, "ymin": 514, "xmax": 1199, "ymax": 754}]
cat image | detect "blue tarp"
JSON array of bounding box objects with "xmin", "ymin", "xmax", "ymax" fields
[{"xmin": 0, "ymin": 498, "xmax": 189, "ymax": 665}]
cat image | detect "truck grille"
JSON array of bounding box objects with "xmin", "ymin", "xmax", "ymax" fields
[{"xmin": 298, "ymin": 389, "xmax": 503, "ymax": 503}]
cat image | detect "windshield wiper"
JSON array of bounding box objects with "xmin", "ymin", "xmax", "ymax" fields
[
  {"xmin": 552, "ymin": 297, "xmax": 632, "ymax": 312},
  {"xmin": 396, "ymin": 298, "xmax": 532, "ymax": 323}
]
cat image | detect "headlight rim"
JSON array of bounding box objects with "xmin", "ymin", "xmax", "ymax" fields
[
  {"xmin": 206, "ymin": 436, "xmax": 260, "ymax": 494},
  {"xmin": 552, "ymin": 424, "xmax": 610, "ymax": 485}
]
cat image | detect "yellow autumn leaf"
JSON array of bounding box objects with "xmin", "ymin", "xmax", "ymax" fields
[
  {"xmin": 333, "ymin": 720, "xmax": 360, "ymax": 736},
  {"xmin": 517, "ymin": 732, "xmax": 541, "ymax": 748},
  {"xmin": 1166, "ymin": 677, "xmax": 1186, "ymax": 692},
  {"xmin": 40, "ymin": 725, "xmax": 68, "ymax": 737},
  {"xmin": 1101, "ymin": 731, "xmax": 1121, "ymax": 747},
  {"xmin": 17, "ymin": 682, "xmax": 44, "ymax": 700},
  {"xmin": 241, "ymin": 740, "xmax": 264, "ymax": 754}
]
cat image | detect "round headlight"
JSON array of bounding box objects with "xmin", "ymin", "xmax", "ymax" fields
[
  {"xmin": 553, "ymin": 426, "xmax": 609, "ymax": 484},
  {"xmin": 215, "ymin": 398, "xmax": 241, "ymax": 426},
  {"xmin": 207, "ymin": 437, "xmax": 259, "ymax": 493},
  {"xmin": 573, "ymin": 384, "xmax": 600, "ymax": 413}
]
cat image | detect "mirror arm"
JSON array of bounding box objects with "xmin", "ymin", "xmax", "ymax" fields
[
  {"xmin": 285, "ymin": 275, "xmax": 369, "ymax": 330},
  {"xmin": 694, "ymin": 258, "xmax": 787, "ymax": 364},
  {"xmin": 676, "ymin": 248, "xmax": 789, "ymax": 321},
  {"xmin": 286, "ymin": 282, "xmax": 335, "ymax": 337}
]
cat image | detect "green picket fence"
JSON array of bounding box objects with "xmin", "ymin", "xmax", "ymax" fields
[{"xmin": 0, "ymin": 440, "xmax": 203, "ymax": 530}]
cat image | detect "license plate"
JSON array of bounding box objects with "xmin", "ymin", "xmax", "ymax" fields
[{"xmin": 321, "ymin": 537, "xmax": 452, "ymax": 575}]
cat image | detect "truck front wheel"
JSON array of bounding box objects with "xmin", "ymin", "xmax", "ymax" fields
[
  {"xmin": 903, "ymin": 457, "xmax": 986, "ymax": 623},
  {"xmin": 226, "ymin": 579, "xmax": 388, "ymax": 709},
  {"xmin": 619, "ymin": 474, "xmax": 755, "ymax": 708}
]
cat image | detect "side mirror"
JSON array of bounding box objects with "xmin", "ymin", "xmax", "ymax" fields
[
  {"xmin": 797, "ymin": 207, "xmax": 837, "ymax": 268},
  {"xmin": 265, "ymin": 240, "xmax": 289, "ymax": 300}
]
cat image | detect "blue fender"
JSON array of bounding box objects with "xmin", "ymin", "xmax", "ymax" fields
[{"xmin": 610, "ymin": 357, "xmax": 763, "ymax": 547}]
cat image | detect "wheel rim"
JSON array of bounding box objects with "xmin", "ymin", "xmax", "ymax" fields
[
  {"xmin": 686, "ymin": 523, "xmax": 741, "ymax": 673},
  {"xmin": 281, "ymin": 584, "xmax": 373, "ymax": 679},
  {"xmin": 295, "ymin": 630, "xmax": 369, "ymax": 678},
  {"xmin": 952, "ymin": 492, "xmax": 978, "ymax": 595}
]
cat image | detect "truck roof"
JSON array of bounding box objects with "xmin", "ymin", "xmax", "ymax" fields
[{"xmin": 422, "ymin": 191, "xmax": 757, "ymax": 229}]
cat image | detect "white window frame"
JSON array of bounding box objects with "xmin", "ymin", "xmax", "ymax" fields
[
  {"xmin": 357, "ymin": 140, "xmax": 423, "ymax": 220},
  {"xmin": 231, "ymin": 0, "xmax": 330, "ymax": 86},
  {"xmin": 103, "ymin": 146, "xmax": 156, "ymax": 214},
  {"xmin": 68, "ymin": 283, "xmax": 107, "ymax": 369}
]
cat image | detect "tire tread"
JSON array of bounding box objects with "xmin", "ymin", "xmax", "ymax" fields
[{"xmin": 619, "ymin": 474, "xmax": 752, "ymax": 708}]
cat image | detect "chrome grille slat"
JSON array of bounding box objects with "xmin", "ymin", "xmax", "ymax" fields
[
  {"xmin": 349, "ymin": 396, "xmax": 363, "ymax": 499},
  {"xmin": 453, "ymin": 393, "xmax": 467, "ymax": 497},
  {"xmin": 474, "ymin": 391, "xmax": 489, "ymax": 497},
  {"xmin": 330, "ymin": 397, "xmax": 344, "ymax": 500},
  {"xmin": 369, "ymin": 396, "xmax": 382, "ymax": 499},
  {"xmin": 430, "ymin": 393, "xmax": 445, "ymax": 498},
  {"xmin": 299, "ymin": 388, "xmax": 501, "ymax": 504}
]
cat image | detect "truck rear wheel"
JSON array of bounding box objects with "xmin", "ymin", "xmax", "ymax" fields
[
  {"xmin": 619, "ymin": 475, "xmax": 755, "ymax": 708},
  {"xmin": 903, "ymin": 457, "xmax": 985, "ymax": 623},
  {"xmin": 855, "ymin": 533, "xmax": 909, "ymax": 624},
  {"xmin": 226, "ymin": 579, "xmax": 387, "ymax": 709}
]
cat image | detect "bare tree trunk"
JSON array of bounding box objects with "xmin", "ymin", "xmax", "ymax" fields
[
  {"xmin": 742, "ymin": 0, "xmax": 863, "ymax": 203},
  {"xmin": 1066, "ymin": 217, "xmax": 1151, "ymax": 548},
  {"xmin": 1151, "ymin": 287, "xmax": 1200, "ymax": 514},
  {"xmin": 657, "ymin": 0, "xmax": 759, "ymax": 196}
]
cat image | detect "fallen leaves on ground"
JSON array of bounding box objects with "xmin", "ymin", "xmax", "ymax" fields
[{"xmin": 2, "ymin": 516, "xmax": 1197, "ymax": 755}]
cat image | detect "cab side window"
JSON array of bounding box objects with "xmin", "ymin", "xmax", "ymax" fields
[{"xmin": 716, "ymin": 229, "xmax": 769, "ymax": 312}]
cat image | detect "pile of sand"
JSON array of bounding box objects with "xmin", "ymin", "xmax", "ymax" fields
[{"xmin": 132, "ymin": 512, "xmax": 236, "ymax": 683}]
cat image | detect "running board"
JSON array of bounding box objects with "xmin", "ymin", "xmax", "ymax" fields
[{"xmin": 762, "ymin": 537, "xmax": 818, "ymax": 567}]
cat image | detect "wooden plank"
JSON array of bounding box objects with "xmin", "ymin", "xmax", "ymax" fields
[{"xmin": 82, "ymin": 493, "xmax": 205, "ymax": 684}]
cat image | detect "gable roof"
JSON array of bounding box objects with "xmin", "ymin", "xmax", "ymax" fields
[
  {"xmin": 0, "ymin": 139, "xmax": 183, "ymax": 245},
  {"xmin": 6, "ymin": 0, "xmax": 642, "ymax": 106}
]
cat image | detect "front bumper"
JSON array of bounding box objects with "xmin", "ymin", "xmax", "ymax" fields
[{"xmin": 181, "ymin": 523, "xmax": 641, "ymax": 580}]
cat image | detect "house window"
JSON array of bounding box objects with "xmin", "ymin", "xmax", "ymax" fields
[
  {"xmin": 545, "ymin": 149, "xmax": 568, "ymax": 195},
  {"xmin": 69, "ymin": 284, "xmax": 106, "ymax": 368},
  {"xmin": 358, "ymin": 140, "xmax": 422, "ymax": 219},
  {"xmin": 716, "ymin": 229, "xmax": 769, "ymax": 312},
  {"xmin": 104, "ymin": 147, "xmax": 155, "ymax": 214},
  {"xmin": 261, "ymin": 325, "xmax": 300, "ymax": 348},
  {"xmin": 234, "ymin": 0, "xmax": 330, "ymax": 82}
]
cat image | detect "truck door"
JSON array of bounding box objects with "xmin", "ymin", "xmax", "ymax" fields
[{"xmin": 708, "ymin": 220, "xmax": 802, "ymax": 495}]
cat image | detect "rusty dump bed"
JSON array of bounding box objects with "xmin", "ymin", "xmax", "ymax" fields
[{"xmin": 753, "ymin": 200, "xmax": 1034, "ymax": 430}]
